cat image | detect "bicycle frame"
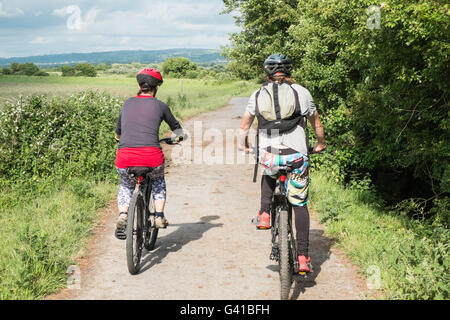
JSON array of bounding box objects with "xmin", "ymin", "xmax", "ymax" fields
[
  {"xmin": 137, "ymin": 174, "xmax": 154, "ymax": 232},
  {"xmin": 269, "ymin": 169, "xmax": 299, "ymax": 272}
]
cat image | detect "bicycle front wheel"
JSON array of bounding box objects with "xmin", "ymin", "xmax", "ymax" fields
[
  {"xmin": 279, "ymin": 209, "xmax": 293, "ymax": 300},
  {"xmin": 126, "ymin": 190, "xmax": 145, "ymax": 275}
]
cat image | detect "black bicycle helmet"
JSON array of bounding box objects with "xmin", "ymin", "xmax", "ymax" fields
[{"xmin": 263, "ymin": 54, "xmax": 293, "ymax": 77}]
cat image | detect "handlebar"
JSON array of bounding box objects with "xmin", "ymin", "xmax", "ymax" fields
[
  {"xmin": 159, "ymin": 133, "xmax": 187, "ymax": 145},
  {"xmin": 116, "ymin": 134, "xmax": 187, "ymax": 145},
  {"xmin": 159, "ymin": 137, "xmax": 178, "ymax": 145}
]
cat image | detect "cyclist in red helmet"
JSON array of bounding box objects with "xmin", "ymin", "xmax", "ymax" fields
[{"xmin": 114, "ymin": 68, "xmax": 184, "ymax": 239}]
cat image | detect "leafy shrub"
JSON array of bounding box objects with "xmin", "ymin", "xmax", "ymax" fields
[
  {"xmin": 61, "ymin": 65, "xmax": 76, "ymax": 77},
  {"xmin": 2, "ymin": 68, "xmax": 12, "ymax": 75},
  {"xmin": 162, "ymin": 57, "xmax": 198, "ymax": 78},
  {"xmin": 3, "ymin": 62, "xmax": 46, "ymax": 76},
  {"xmin": 74, "ymin": 63, "xmax": 97, "ymax": 77}
]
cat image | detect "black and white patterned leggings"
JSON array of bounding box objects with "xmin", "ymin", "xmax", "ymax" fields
[{"xmin": 116, "ymin": 167, "xmax": 166, "ymax": 207}]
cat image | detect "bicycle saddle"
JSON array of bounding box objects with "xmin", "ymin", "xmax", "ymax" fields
[{"xmin": 127, "ymin": 166, "xmax": 154, "ymax": 178}]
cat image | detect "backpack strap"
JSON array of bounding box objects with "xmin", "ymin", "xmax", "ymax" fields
[
  {"xmin": 255, "ymin": 88, "xmax": 262, "ymax": 116},
  {"xmin": 289, "ymin": 84, "xmax": 302, "ymax": 116},
  {"xmin": 273, "ymin": 83, "xmax": 282, "ymax": 120}
]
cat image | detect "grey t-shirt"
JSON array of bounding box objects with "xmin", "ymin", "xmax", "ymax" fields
[
  {"xmin": 246, "ymin": 83, "xmax": 316, "ymax": 155},
  {"xmin": 116, "ymin": 96, "xmax": 182, "ymax": 149}
]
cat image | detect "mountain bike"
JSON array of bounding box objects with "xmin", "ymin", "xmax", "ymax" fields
[
  {"xmin": 268, "ymin": 147, "xmax": 321, "ymax": 300},
  {"xmin": 268, "ymin": 166, "xmax": 302, "ymax": 300},
  {"xmin": 125, "ymin": 137, "xmax": 182, "ymax": 275}
]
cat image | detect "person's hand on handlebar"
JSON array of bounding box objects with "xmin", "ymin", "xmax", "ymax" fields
[
  {"xmin": 174, "ymin": 132, "xmax": 187, "ymax": 143},
  {"xmin": 160, "ymin": 132, "xmax": 188, "ymax": 145},
  {"xmin": 239, "ymin": 145, "xmax": 254, "ymax": 154}
]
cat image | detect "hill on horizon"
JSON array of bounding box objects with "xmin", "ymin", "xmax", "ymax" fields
[{"xmin": 0, "ymin": 49, "xmax": 226, "ymax": 67}]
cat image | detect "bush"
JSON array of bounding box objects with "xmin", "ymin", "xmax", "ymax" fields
[
  {"xmin": 74, "ymin": 63, "xmax": 97, "ymax": 77},
  {"xmin": 2, "ymin": 68, "xmax": 12, "ymax": 75},
  {"xmin": 186, "ymin": 70, "xmax": 199, "ymax": 79},
  {"xmin": 0, "ymin": 91, "xmax": 123, "ymax": 183},
  {"xmin": 95, "ymin": 63, "xmax": 110, "ymax": 71},
  {"xmin": 3, "ymin": 62, "xmax": 45, "ymax": 76},
  {"xmin": 61, "ymin": 65, "xmax": 76, "ymax": 77},
  {"xmin": 162, "ymin": 57, "xmax": 198, "ymax": 78}
]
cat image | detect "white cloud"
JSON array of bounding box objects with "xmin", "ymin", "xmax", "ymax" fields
[
  {"xmin": 30, "ymin": 36, "xmax": 53, "ymax": 45},
  {"xmin": 0, "ymin": 0, "xmax": 239, "ymax": 57},
  {"xmin": 53, "ymin": 5, "xmax": 98, "ymax": 31},
  {"xmin": 0, "ymin": 2, "xmax": 24, "ymax": 17}
]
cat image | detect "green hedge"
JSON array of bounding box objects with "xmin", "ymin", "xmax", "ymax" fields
[{"xmin": 0, "ymin": 91, "xmax": 122, "ymax": 186}]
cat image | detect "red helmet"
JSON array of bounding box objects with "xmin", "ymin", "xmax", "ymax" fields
[{"xmin": 136, "ymin": 68, "xmax": 163, "ymax": 87}]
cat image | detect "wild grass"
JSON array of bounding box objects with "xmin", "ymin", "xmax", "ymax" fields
[
  {"xmin": 309, "ymin": 171, "xmax": 449, "ymax": 300},
  {"xmin": 0, "ymin": 75, "xmax": 257, "ymax": 103},
  {"xmin": 0, "ymin": 180, "xmax": 116, "ymax": 299}
]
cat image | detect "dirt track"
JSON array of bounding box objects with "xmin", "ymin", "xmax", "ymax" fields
[{"xmin": 53, "ymin": 97, "xmax": 373, "ymax": 300}]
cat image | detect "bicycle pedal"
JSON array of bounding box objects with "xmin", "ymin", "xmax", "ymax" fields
[{"xmin": 115, "ymin": 228, "xmax": 126, "ymax": 240}]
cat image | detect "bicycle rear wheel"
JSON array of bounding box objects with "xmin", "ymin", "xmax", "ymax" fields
[
  {"xmin": 126, "ymin": 191, "xmax": 144, "ymax": 275},
  {"xmin": 279, "ymin": 208, "xmax": 293, "ymax": 300},
  {"xmin": 144, "ymin": 194, "xmax": 159, "ymax": 251}
]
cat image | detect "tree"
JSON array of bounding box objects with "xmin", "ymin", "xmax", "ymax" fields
[
  {"xmin": 18, "ymin": 62, "xmax": 40, "ymax": 76},
  {"xmin": 95, "ymin": 63, "xmax": 110, "ymax": 71},
  {"xmin": 222, "ymin": 0, "xmax": 299, "ymax": 79},
  {"xmin": 75, "ymin": 63, "xmax": 97, "ymax": 77},
  {"xmin": 4, "ymin": 62, "xmax": 43, "ymax": 76},
  {"xmin": 162, "ymin": 57, "xmax": 198, "ymax": 78},
  {"xmin": 61, "ymin": 65, "xmax": 76, "ymax": 77},
  {"xmin": 10, "ymin": 63, "xmax": 20, "ymax": 73}
]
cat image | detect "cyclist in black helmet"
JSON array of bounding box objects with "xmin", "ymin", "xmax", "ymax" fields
[{"xmin": 238, "ymin": 53, "xmax": 326, "ymax": 273}]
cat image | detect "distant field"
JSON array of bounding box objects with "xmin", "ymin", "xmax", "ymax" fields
[{"xmin": 0, "ymin": 75, "xmax": 258, "ymax": 105}]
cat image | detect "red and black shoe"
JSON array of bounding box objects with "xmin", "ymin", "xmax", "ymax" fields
[
  {"xmin": 255, "ymin": 211, "xmax": 271, "ymax": 230},
  {"xmin": 298, "ymin": 255, "xmax": 313, "ymax": 274}
]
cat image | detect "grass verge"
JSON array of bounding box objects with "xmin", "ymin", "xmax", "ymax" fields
[{"xmin": 309, "ymin": 171, "xmax": 449, "ymax": 300}]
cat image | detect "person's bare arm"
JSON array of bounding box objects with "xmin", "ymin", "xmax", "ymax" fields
[
  {"xmin": 238, "ymin": 111, "xmax": 256, "ymax": 153},
  {"xmin": 307, "ymin": 110, "xmax": 327, "ymax": 153}
]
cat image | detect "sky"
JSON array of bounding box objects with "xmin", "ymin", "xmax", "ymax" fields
[{"xmin": 0, "ymin": 0, "xmax": 239, "ymax": 58}]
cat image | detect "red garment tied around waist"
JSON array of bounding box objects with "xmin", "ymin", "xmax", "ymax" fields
[{"xmin": 115, "ymin": 147, "xmax": 164, "ymax": 169}]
